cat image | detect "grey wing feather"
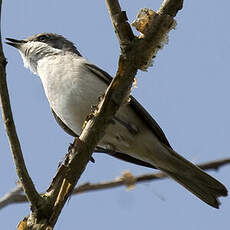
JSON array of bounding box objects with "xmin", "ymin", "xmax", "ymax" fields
[
  {"xmin": 129, "ymin": 96, "xmax": 172, "ymax": 149},
  {"xmin": 85, "ymin": 63, "xmax": 172, "ymax": 149}
]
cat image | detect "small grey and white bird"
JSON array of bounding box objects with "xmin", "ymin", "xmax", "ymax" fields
[{"xmin": 6, "ymin": 33, "xmax": 227, "ymax": 208}]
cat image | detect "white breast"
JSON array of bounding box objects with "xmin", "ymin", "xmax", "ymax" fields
[{"xmin": 37, "ymin": 53, "xmax": 108, "ymax": 135}]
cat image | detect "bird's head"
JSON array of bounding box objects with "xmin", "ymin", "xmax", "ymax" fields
[{"xmin": 6, "ymin": 33, "xmax": 81, "ymax": 74}]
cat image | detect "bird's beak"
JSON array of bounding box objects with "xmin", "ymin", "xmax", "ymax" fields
[{"xmin": 5, "ymin": 38, "xmax": 26, "ymax": 49}]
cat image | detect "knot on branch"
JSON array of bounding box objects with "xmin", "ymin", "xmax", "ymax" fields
[
  {"xmin": 119, "ymin": 171, "xmax": 136, "ymax": 190},
  {"xmin": 132, "ymin": 8, "xmax": 176, "ymax": 70}
]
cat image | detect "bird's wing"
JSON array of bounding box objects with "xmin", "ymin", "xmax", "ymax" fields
[
  {"xmin": 51, "ymin": 108, "xmax": 155, "ymax": 168},
  {"xmin": 85, "ymin": 63, "xmax": 172, "ymax": 149}
]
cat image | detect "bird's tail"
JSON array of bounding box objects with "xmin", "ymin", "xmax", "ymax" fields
[{"xmin": 151, "ymin": 145, "xmax": 228, "ymax": 208}]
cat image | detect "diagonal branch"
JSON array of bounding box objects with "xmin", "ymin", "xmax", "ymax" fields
[
  {"xmin": 0, "ymin": 0, "xmax": 43, "ymax": 212},
  {"xmin": 0, "ymin": 158, "xmax": 229, "ymax": 209}
]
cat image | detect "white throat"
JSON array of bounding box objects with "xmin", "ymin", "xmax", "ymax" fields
[{"xmin": 19, "ymin": 41, "xmax": 62, "ymax": 75}]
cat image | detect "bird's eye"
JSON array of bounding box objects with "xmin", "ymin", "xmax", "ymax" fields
[{"xmin": 37, "ymin": 35, "xmax": 49, "ymax": 42}]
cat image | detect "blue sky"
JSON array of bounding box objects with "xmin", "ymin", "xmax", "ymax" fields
[{"xmin": 1, "ymin": 0, "xmax": 230, "ymax": 229}]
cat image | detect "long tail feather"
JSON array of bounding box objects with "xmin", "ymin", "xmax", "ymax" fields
[{"xmin": 155, "ymin": 146, "xmax": 228, "ymax": 208}]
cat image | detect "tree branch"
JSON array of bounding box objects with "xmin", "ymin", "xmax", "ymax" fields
[
  {"xmin": 0, "ymin": 0, "xmax": 43, "ymax": 213},
  {"xmin": 0, "ymin": 158, "xmax": 229, "ymax": 209},
  {"xmin": 74, "ymin": 157, "xmax": 230, "ymax": 193},
  {"xmin": 158, "ymin": 0, "xmax": 184, "ymax": 16},
  {"xmin": 0, "ymin": 184, "xmax": 23, "ymax": 209},
  {"xmin": 105, "ymin": 0, "xmax": 134, "ymax": 49}
]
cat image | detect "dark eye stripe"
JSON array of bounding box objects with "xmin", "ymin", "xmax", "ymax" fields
[{"xmin": 37, "ymin": 35, "xmax": 49, "ymax": 42}]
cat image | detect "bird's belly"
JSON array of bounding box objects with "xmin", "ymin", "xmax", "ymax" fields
[
  {"xmin": 49, "ymin": 76, "xmax": 108, "ymax": 135},
  {"xmin": 38, "ymin": 58, "xmax": 108, "ymax": 135}
]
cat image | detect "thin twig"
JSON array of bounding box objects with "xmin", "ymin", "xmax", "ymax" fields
[
  {"xmin": 74, "ymin": 157, "xmax": 230, "ymax": 193},
  {"xmin": 0, "ymin": 0, "xmax": 43, "ymax": 212},
  {"xmin": 1, "ymin": 158, "xmax": 228, "ymax": 210},
  {"xmin": 158, "ymin": 0, "xmax": 184, "ymax": 16},
  {"xmin": 0, "ymin": 184, "xmax": 23, "ymax": 209},
  {"xmin": 105, "ymin": 0, "xmax": 134, "ymax": 49}
]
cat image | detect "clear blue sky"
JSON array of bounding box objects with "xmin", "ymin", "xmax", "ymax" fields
[{"xmin": 1, "ymin": 0, "xmax": 230, "ymax": 229}]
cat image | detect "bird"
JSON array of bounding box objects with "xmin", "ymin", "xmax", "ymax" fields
[{"xmin": 6, "ymin": 33, "xmax": 227, "ymax": 208}]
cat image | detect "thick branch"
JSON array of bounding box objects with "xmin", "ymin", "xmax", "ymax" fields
[
  {"xmin": 0, "ymin": 0, "xmax": 43, "ymax": 212},
  {"xmin": 47, "ymin": 55, "xmax": 139, "ymax": 227},
  {"xmin": 1, "ymin": 158, "xmax": 229, "ymax": 209}
]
